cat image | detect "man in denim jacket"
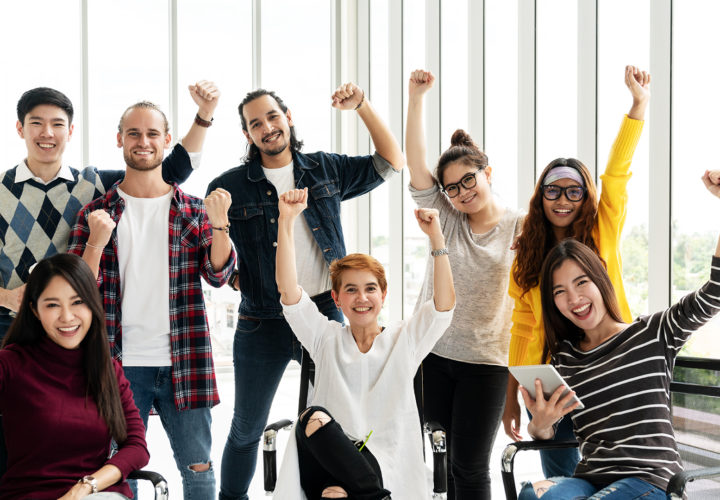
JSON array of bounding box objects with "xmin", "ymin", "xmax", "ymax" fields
[{"xmin": 208, "ymin": 83, "xmax": 404, "ymax": 500}]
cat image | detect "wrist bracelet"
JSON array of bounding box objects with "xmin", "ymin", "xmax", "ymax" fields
[
  {"xmin": 212, "ymin": 223, "xmax": 230, "ymax": 233},
  {"xmin": 354, "ymin": 90, "xmax": 365, "ymax": 110},
  {"xmin": 194, "ymin": 113, "xmax": 213, "ymax": 128},
  {"xmin": 431, "ymin": 248, "xmax": 449, "ymax": 257},
  {"xmin": 86, "ymin": 242, "xmax": 104, "ymax": 250}
]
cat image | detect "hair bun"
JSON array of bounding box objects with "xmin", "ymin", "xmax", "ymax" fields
[{"xmin": 450, "ymin": 129, "xmax": 478, "ymax": 151}]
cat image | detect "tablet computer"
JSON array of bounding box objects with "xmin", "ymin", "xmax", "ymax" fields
[{"xmin": 509, "ymin": 364, "xmax": 584, "ymax": 410}]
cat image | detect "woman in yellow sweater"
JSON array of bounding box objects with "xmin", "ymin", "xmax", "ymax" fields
[{"xmin": 502, "ymin": 65, "xmax": 650, "ymax": 478}]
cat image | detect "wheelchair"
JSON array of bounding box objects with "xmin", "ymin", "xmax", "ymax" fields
[
  {"xmin": 262, "ymin": 348, "xmax": 449, "ymax": 498},
  {"xmin": 500, "ymin": 356, "xmax": 720, "ymax": 499}
]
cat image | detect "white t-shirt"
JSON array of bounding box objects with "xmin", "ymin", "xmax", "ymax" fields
[
  {"xmin": 262, "ymin": 162, "xmax": 331, "ymax": 296},
  {"xmin": 117, "ymin": 186, "xmax": 173, "ymax": 366}
]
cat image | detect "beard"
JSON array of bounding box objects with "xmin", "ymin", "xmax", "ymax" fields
[
  {"xmin": 124, "ymin": 150, "xmax": 163, "ymax": 171},
  {"xmin": 258, "ymin": 131, "xmax": 289, "ymax": 156}
]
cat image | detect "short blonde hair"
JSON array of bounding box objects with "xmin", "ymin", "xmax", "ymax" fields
[{"xmin": 329, "ymin": 253, "xmax": 387, "ymax": 294}]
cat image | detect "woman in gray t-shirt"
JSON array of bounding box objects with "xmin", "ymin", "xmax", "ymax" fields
[{"xmin": 406, "ymin": 70, "xmax": 524, "ymax": 498}]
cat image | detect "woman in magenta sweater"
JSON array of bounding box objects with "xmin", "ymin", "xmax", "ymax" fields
[{"xmin": 0, "ymin": 253, "xmax": 148, "ymax": 500}]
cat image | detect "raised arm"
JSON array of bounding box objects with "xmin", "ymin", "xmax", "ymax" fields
[
  {"xmin": 179, "ymin": 80, "xmax": 221, "ymax": 153},
  {"xmin": 276, "ymin": 188, "xmax": 308, "ymax": 306},
  {"xmin": 204, "ymin": 188, "xmax": 234, "ymax": 272},
  {"xmin": 78, "ymin": 210, "xmax": 116, "ymax": 280},
  {"xmin": 405, "ymin": 70, "xmax": 437, "ymax": 190},
  {"xmin": 415, "ymin": 208, "xmax": 455, "ymax": 311},
  {"xmin": 625, "ymin": 65, "xmax": 650, "ymax": 121},
  {"xmin": 332, "ymin": 83, "xmax": 405, "ymax": 171}
]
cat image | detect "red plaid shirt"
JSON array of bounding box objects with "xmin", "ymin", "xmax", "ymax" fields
[{"xmin": 68, "ymin": 182, "xmax": 235, "ymax": 410}]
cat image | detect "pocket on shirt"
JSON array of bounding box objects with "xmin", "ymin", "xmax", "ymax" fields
[
  {"xmin": 228, "ymin": 205, "xmax": 264, "ymax": 240},
  {"xmin": 310, "ymin": 180, "xmax": 341, "ymax": 219},
  {"xmin": 180, "ymin": 219, "xmax": 201, "ymax": 247}
]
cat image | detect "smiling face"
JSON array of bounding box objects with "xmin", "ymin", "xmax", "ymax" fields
[
  {"xmin": 542, "ymin": 177, "xmax": 585, "ymax": 235},
  {"xmin": 242, "ymin": 94, "xmax": 294, "ymax": 163},
  {"xmin": 33, "ymin": 275, "xmax": 92, "ymax": 350},
  {"xmin": 331, "ymin": 269, "xmax": 387, "ymax": 330},
  {"xmin": 117, "ymin": 107, "xmax": 171, "ymax": 171},
  {"xmin": 551, "ymin": 258, "xmax": 611, "ymax": 335},
  {"xmin": 16, "ymin": 104, "xmax": 74, "ymax": 174},
  {"xmin": 441, "ymin": 160, "xmax": 493, "ymax": 214}
]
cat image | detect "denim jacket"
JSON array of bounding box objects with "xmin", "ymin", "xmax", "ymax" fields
[{"xmin": 207, "ymin": 150, "xmax": 395, "ymax": 319}]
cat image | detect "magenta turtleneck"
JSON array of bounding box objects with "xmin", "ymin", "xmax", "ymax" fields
[{"xmin": 0, "ymin": 335, "xmax": 148, "ymax": 499}]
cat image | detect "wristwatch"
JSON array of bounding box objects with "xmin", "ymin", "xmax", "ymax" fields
[
  {"xmin": 228, "ymin": 270, "xmax": 239, "ymax": 291},
  {"xmin": 79, "ymin": 475, "xmax": 98, "ymax": 493},
  {"xmin": 430, "ymin": 248, "xmax": 449, "ymax": 257}
]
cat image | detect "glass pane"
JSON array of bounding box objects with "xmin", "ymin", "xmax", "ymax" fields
[
  {"xmin": 370, "ymin": 0, "xmax": 391, "ymax": 324},
  {"xmin": 485, "ymin": 0, "xmax": 519, "ymax": 208},
  {"xmin": 403, "ymin": 0, "xmax": 428, "ymax": 318},
  {"xmin": 178, "ymin": 0, "xmax": 252, "ymax": 199},
  {"xmin": 262, "ymin": 0, "xmax": 332, "ymax": 153},
  {"xmin": 536, "ymin": 0, "xmax": 578, "ymax": 174},
  {"xmin": 87, "ymin": 0, "xmax": 169, "ymax": 170},
  {"xmin": 440, "ymin": 0, "xmax": 469, "ymax": 145},
  {"xmin": 598, "ymin": 0, "xmax": 650, "ymax": 317},
  {"xmin": 177, "ymin": 0, "xmax": 252, "ymax": 367},
  {"xmin": 0, "ymin": 1, "xmax": 82, "ymax": 170},
  {"xmin": 672, "ymin": 0, "xmax": 720, "ymax": 358}
]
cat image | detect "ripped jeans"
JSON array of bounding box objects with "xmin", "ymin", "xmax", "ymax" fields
[
  {"xmin": 124, "ymin": 366, "xmax": 215, "ymax": 500},
  {"xmin": 518, "ymin": 476, "xmax": 668, "ymax": 500}
]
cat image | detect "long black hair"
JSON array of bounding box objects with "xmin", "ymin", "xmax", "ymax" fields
[
  {"xmin": 238, "ymin": 89, "xmax": 303, "ymax": 163},
  {"xmin": 3, "ymin": 253, "xmax": 127, "ymax": 442},
  {"xmin": 539, "ymin": 239, "xmax": 624, "ymax": 362}
]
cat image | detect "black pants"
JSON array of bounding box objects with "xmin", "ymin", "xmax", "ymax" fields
[
  {"xmin": 421, "ymin": 353, "xmax": 508, "ymax": 500},
  {"xmin": 295, "ymin": 406, "xmax": 391, "ymax": 500}
]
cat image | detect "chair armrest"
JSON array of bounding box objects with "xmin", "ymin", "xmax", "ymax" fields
[
  {"xmin": 666, "ymin": 466, "xmax": 720, "ymax": 498},
  {"xmin": 501, "ymin": 440, "xmax": 578, "ymax": 500},
  {"xmin": 263, "ymin": 419, "xmax": 294, "ymax": 493},
  {"xmin": 127, "ymin": 470, "xmax": 166, "ymax": 486}
]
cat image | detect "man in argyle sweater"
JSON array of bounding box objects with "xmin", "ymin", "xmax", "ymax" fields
[{"xmin": 0, "ymin": 82, "xmax": 220, "ymax": 338}]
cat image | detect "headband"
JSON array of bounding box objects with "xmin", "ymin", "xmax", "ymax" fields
[{"xmin": 543, "ymin": 166, "xmax": 584, "ymax": 187}]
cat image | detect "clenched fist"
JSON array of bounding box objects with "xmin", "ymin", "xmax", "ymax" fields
[{"xmin": 205, "ymin": 188, "xmax": 232, "ymax": 228}]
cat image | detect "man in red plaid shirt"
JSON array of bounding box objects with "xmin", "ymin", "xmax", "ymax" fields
[{"xmin": 68, "ymin": 99, "xmax": 235, "ymax": 499}]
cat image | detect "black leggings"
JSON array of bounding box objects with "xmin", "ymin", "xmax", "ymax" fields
[
  {"xmin": 421, "ymin": 353, "xmax": 508, "ymax": 500},
  {"xmin": 295, "ymin": 406, "xmax": 391, "ymax": 500}
]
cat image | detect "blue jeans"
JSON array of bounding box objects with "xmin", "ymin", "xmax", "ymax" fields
[
  {"xmin": 518, "ymin": 476, "xmax": 669, "ymax": 499},
  {"xmin": 219, "ymin": 291, "xmax": 343, "ymax": 500},
  {"xmin": 527, "ymin": 409, "xmax": 580, "ymax": 478},
  {"xmin": 123, "ymin": 366, "xmax": 215, "ymax": 500}
]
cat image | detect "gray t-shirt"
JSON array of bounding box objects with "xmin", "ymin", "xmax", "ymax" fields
[{"xmin": 410, "ymin": 183, "xmax": 524, "ymax": 365}]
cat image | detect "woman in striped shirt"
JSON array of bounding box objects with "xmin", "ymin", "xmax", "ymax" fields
[{"xmin": 518, "ymin": 170, "xmax": 720, "ymax": 500}]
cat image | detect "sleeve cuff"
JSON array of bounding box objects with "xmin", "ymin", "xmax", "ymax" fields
[
  {"xmin": 371, "ymin": 152, "xmax": 396, "ymax": 180},
  {"xmin": 188, "ymin": 151, "xmax": 202, "ymax": 170}
]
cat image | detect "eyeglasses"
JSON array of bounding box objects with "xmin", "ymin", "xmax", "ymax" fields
[
  {"xmin": 541, "ymin": 184, "xmax": 586, "ymax": 202},
  {"xmin": 442, "ymin": 170, "xmax": 481, "ymax": 198}
]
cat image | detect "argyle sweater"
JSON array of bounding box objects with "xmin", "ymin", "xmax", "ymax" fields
[{"xmin": 0, "ymin": 144, "xmax": 191, "ymax": 316}]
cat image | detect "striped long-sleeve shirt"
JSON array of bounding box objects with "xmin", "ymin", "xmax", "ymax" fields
[{"xmin": 554, "ymin": 255, "xmax": 720, "ymax": 491}]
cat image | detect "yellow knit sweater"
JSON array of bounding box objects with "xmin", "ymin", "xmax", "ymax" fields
[{"xmin": 508, "ymin": 115, "xmax": 644, "ymax": 366}]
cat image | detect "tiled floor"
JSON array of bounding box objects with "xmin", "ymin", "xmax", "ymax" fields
[{"xmin": 138, "ymin": 363, "xmax": 543, "ymax": 499}]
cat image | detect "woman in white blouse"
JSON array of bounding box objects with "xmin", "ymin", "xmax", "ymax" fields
[{"xmin": 273, "ymin": 188, "xmax": 455, "ymax": 500}]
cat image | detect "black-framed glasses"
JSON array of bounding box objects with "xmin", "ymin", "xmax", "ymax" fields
[
  {"xmin": 541, "ymin": 184, "xmax": 586, "ymax": 202},
  {"xmin": 442, "ymin": 170, "xmax": 481, "ymax": 198}
]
